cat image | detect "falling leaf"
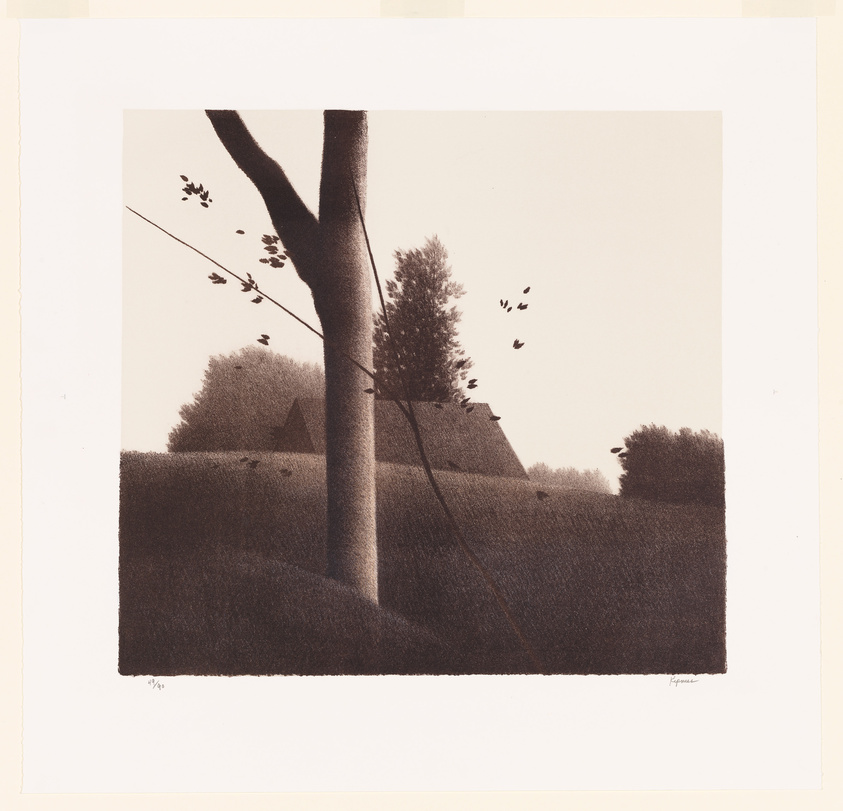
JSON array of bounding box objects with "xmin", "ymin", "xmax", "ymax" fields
[
  {"xmin": 466, "ymin": 406, "xmax": 474, "ymax": 413},
  {"xmin": 513, "ymin": 339, "xmax": 524, "ymax": 349},
  {"xmin": 610, "ymin": 447, "xmax": 623, "ymax": 454},
  {"xmin": 618, "ymin": 452, "xmax": 628, "ymax": 458},
  {"xmin": 240, "ymin": 457, "xmax": 249, "ymax": 462},
  {"xmin": 200, "ymin": 202, "xmax": 209, "ymax": 208},
  {"xmin": 363, "ymin": 388, "xmax": 375, "ymax": 394},
  {"xmin": 447, "ymin": 460, "xmax": 462, "ymax": 471},
  {"xmin": 257, "ymin": 337, "xmax": 269, "ymax": 346},
  {"xmin": 181, "ymin": 197, "xmax": 188, "ymax": 201},
  {"xmin": 262, "ymin": 235, "xmax": 274, "ymax": 245},
  {"xmin": 261, "ymin": 334, "xmax": 269, "ymax": 339},
  {"xmin": 236, "ymin": 229, "xmax": 245, "ymax": 234},
  {"xmin": 248, "ymin": 460, "xmax": 260, "ymax": 469},
  {"xmin": 259, "ymin": 258, "xmax": 270, "ymax": 264},
  {"xmin": 234, "ymin": 365, "xmax": 243, "ymax": 370},
  {"xmin": 179, "ymin": 175, "xmax": 188, "ymax": 181},
  {"xmin": 280, "ymin": 469, "xmax": 293, "ymax": 477},
  {"xmin": 489, "ymin": 415, "xmax": 501, "ymax": 421},
  {"xmin": 536, "ymin": 490, "xmax": 549, "ymax": 501},
  {"xmin": 523, "ymin": 286, "xmax": 531, "ymax": 294},
  {"xmin": 507, "ymin": 307, "xmax": 512, "ymax": 312},
  {"xmin": 251, "ymin": 297, "xmax": 263, "ymax": 304},
  {"xmin": 517, "ymin": 303, "xmax": 528, "ymax": 310},
  {"xmin": 434, "ymin": 403, "xmax": 444, "ymax": 409}
]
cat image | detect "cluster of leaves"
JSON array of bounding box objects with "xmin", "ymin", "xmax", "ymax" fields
[
  {"xmin": 373, "ymin": 236, "xmax": 472, "ymax": 403},
  {"xmin": 500, "ymin": 286, "xmax": 531, "ymax": 349},
  {"xmin": 527, "ymin": 463, "xmax": 612, "ymax": 495},
  {"xmin": 613, "ymin": 425, "xmax": 725, "ymax": 506},
  {"xmin": 257, "ymin": 234, "xmax": 288, "ymax": 269},
  {"xmin": 179, "ymin": 175, "xmax": 212, "ymax": 207},
  {"xmin": 167, "ymin": 346, "xmax": 324, "ymax": 452}
]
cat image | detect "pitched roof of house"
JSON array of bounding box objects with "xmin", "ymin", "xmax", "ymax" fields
[{"xmin": 276, "ymin": 398, "xmax": 527, "ymax": 479}]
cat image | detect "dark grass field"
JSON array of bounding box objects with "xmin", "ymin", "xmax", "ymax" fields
[{"xmin": 119, "ymin": 451, "xmax": 726, "ymax": 676}]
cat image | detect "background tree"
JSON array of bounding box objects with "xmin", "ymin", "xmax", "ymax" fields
[
  {"xmin": 207, "ymin": 109, "xmax": 379, "ymax": 602},
  {"xmin": 527, "ymin": 463, "xmax": 612, "ymax": 495},
  {"xmin": 614, "ymin": 424, "xmax": 725, "ymax": 506},
  {"xmin": 372, "ymin": 235, "xmax": 472, "ymax": 402},
  {"xmin": 167, "ymin": 346, "xmax": 324, "ymax": 452}
]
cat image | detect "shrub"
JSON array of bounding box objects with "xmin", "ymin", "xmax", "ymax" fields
[{"xmin": 615, "ymin": 425, "xmax": 724, "ymax": 506}]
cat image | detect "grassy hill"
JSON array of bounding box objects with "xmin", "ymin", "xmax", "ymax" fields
[{"xmin": 119, "ymin": 451, "xmax": 726, "ymax": 676}]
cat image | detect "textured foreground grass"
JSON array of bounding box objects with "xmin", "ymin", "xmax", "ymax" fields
[{"xmin": 119, "ymin": 451, "xmax": 726, "ymax": 675}]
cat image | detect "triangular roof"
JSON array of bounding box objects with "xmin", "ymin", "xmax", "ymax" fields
[{"xmin": 276, "ymin": 398, "xmax": 527, "ymax": 479}]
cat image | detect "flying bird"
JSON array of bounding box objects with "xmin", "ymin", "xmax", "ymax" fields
[
  {"xmin": 610, "ymin": 447, "xmax": 623, "ymax": 454},
  {"xmin": 536, "ymin": 490, "xmax": 549, "ymax": 501},
  {"xmin": 517, "ymin": 303, "xmax": 528, "ymax": 310},
  {"xmin": 513, "ymin": 339, "xmax": 524, "ymax": 349}
]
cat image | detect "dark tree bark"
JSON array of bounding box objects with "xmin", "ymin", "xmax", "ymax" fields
[{"xmin": 206, "ymin": 110, "xmax": 378, "ymax": 603}]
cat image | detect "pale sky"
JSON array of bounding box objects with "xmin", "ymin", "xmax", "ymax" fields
[{"xmin": 123, "ymin": 111, "xmax": 721, "ymax": 489}]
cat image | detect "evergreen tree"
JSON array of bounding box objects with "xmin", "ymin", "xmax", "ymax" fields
[{"xmin": 373, "ymin": 236, "xmax": 471, "ymax": 402}]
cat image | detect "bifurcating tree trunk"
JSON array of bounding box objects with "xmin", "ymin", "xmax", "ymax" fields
[
  {"xmin": 314, "ymin": 112, "xmax": 377, "ymax": 602},
  {"xmin": 206, "ymin": 109, "xmax": 378, "ymax": 603}
]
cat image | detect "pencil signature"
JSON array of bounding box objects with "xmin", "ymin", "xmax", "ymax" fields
[{"xmin": 669, "ymin": 675, "xmax": 699, "ymax": 687}]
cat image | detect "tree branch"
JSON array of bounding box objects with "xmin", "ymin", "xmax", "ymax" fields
[{"xmin": 205, "ymin": 110, "xmax": 320, "ymax": 289}]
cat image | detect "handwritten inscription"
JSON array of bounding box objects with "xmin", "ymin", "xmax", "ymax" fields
[
  {"xmin": 669, "ymin": 675, "xmax": 699, "ymax": 687},
  {"xmin": 147, "ymin": 677, "xmax": 165, "ymax": 692}
]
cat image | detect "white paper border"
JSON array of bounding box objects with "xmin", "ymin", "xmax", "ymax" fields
[{"xmin": 19, "ymin": 17, "xmax": 819, "ymax": 792}]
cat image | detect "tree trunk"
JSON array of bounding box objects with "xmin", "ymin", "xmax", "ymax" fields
[
  {"xmin": 314, "ymin": 112, "xmax": 377, "ymax": 603},
  {"xmin": 206, "ymin": 109, "xmax": 378, "ymax": 603}
]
